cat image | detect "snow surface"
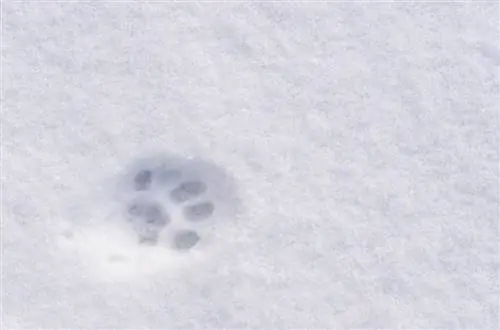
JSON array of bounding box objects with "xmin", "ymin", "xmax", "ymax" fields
[{"xmin": 2, "ymin": 1, "xmax": 499, "ymax": 328}]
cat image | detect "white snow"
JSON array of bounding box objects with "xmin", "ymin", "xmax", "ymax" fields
[{"xmin": 2, "ymin": 1, "xmax": 499, "ymax": 328}]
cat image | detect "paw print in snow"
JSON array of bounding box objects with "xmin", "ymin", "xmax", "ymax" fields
[{"xmin": 116, "ymin": 154, "xmax": 239, "ymax": 252}]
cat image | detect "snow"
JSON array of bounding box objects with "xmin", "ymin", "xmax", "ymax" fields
[{"xmin": 2, "ymin": 1, "xmax": 499, "ymax": 328}]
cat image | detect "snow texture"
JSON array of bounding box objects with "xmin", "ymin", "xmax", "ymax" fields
[{"xmin": 2, "ymin": 1, "xmax": 499, "ymax": 329}]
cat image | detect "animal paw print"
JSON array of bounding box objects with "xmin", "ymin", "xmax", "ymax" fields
[{"xmin": 118, "ymin": 155, "xmax": 238, "ymax": 252}]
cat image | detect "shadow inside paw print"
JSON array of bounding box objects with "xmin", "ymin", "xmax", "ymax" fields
[
  {"xmin": 134, "ymin": 169, "xmax": 153, "ymax": 191},
  {"xmin": 127, "ymin": 201, "xmax": 170, "ymax": 244},
  {"xmin": 173, "ymin": 230, "xmax": 200, "ymax": 250},
  {"xmin": 183, "ymin": 201, "xmax": 215, "ymax": 222},
  {"xmin": 157, "ymin": 169, "xmax": 182, "ymax": 185},
  {"xmin": 170, "ymin": 180, "xmax": 207, "ymax": 203}
]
